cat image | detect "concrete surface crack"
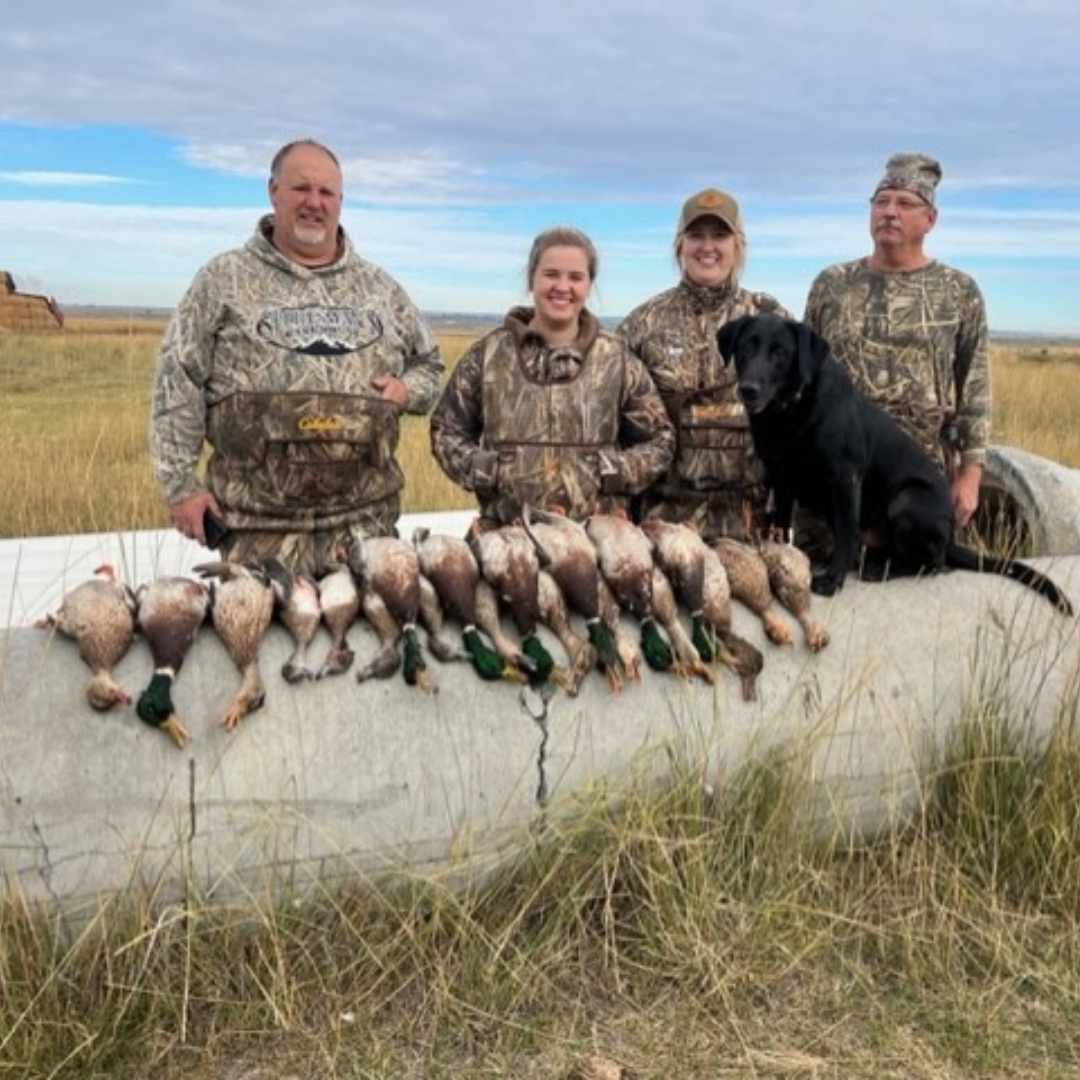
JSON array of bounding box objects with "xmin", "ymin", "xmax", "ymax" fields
[{"xmin": 519, "ymin": 682, "xmax": 556, "ymax": 807}]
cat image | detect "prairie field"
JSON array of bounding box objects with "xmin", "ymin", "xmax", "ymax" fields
[{"xmin": 1, "ymin": 316, "xmax": 1078, "ymax": 539}]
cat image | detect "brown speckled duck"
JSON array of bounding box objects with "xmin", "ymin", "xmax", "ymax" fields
[
  {"xmin": 714, "ymin": 537, "xmax": 794, "ymax": 647},
  {"xmin": 700, "ymin": 544, "xmax": 764, "ymax": 699},
  {"xmin": 348, "ymin": 535, "xmax": 434, "ymax": 691},
  {"xmin": 194, "ymin": 560, "xmax": 276, "ymax": 731},
  {"xmin": 758, "ymin": 538, "xmax": 830, "ymax": 651},
  {"xmin": 35, "ymin": 562, "xmax": 137, "ymax": 711},
  {"xmin": 134, "ymin": 575, "xmax": 211, "ymax": 747}
]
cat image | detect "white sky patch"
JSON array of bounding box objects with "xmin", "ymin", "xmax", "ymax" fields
[{"xmin": 0, "ymin": 170, "xmax": 134, "ymax": 187}]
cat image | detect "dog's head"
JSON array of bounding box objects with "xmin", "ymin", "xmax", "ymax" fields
[{"xmin": 718, "ymin": 314, "xmax": 829, "ymax": 414}]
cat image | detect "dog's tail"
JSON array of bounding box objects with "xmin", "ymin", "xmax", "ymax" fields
[{"xmin": 945, "ymin": 543, "xmax": 1074, "ymax": 616}]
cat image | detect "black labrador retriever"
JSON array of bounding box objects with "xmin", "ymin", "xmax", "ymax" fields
[{"xmin": 717, "ymin": 313, "xmax": 1073, "ymax": 615}]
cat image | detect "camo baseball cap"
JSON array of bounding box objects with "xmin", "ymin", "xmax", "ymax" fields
[
  {"xmin": 677, "ymin": 188, "xmax": 743, "ymax": 236},
  {"xmin": 874, "ymin": 152, "xmax": 942, "ymax": 206}
]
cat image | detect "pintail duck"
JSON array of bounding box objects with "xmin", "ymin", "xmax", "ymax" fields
[
  {"xmin": 194, "ymin": 560, "xmax": 276, "ymax": 732},
  {"xmin": 265, "ymin": 558, "xmax": 323, "ymax": 682}
]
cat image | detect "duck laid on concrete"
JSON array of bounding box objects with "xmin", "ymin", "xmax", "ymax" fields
[
  {"xmin": 194, "ymin": 561, "xmax": 276, "ymax": 731},
  {"xmin": 536, "ymin": 567, "xmax": 597, "ymax": 696},
  {"xmin": 467, "ymin": 518, "xmax": 560, "ymax": 688},
  {"xmin": 264, "ymin": 558, "xmax": 323, "ymax": 683},
  {"xmin": 412, "ymin": 527, "xmax": 515, "ymax": 682},
  {"xmin": 522, "ymin": 505, "xmax": 622, "ymax": 692},
  {"xmin": 641, "ymin": 519, "xmax": 762, "ymax": 698},
  {"xmin": 348, "ymin": 536, "xmax": 434, "ymax": 690},
  {"xmin": 715, "ymin": 537, "xmax": 794, "ymax": 647},
  {"xmin": 34, "ymin": 562, "xmax": 137, "ymax": 711},
  {"xmin": 758, "ymin": 538, "xmax": 830, "ymax": 652},
  {"xmin": 649, "ymin": 565, "xmax": 715, "ymax": 684},
  {"xmin": 585, "ymin": 510, "xmax": 675, "ymax": 674},
  {"xmin": 134, "ymin": 575, "xmax": 211, "ymax": 747},
  {"xmin": 315, "ymin": 559, "xmax": 361, "ymax": 678}
]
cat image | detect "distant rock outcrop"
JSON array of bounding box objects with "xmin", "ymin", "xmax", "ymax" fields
[{"xmin": 0, "ymin": 268, "xmax": 64, "ymax": 331}]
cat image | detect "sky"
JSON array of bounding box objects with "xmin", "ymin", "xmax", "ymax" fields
[{"xmin": 2, "ymin": 0, "xmax": 1079, "ymax": 334}]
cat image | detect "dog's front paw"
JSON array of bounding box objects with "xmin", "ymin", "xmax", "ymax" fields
[{"xmin": 811, "ymin": 570, "xmax": 844, "ymax": 596}]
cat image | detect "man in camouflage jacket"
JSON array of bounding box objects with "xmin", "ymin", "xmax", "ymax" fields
[
  {"xmin": 430, "ymin": 305, "xmax": 674, "ymax": 525},
  {"xmin": 619, "ymin": 188, "xmax": 790, "ymax": 542},
  {"xmin": 150, "ymin": 140, "xmax": 443, "ymax": 574},
  {"xmin": 804, "ymin": 152, "xmax": 990, "ymax": 531}
]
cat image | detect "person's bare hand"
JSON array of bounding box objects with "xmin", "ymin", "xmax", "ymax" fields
[
  {"xmin": 169, "ymin": 492, "xmax": 221, "ymax": 545},
  {"xmin": 371, "ymin": 373, "xmax": 407, "ymax": 408},
  {"xmin": 951, "ymin": 464, "xmax": 982, "ymax": 530}
]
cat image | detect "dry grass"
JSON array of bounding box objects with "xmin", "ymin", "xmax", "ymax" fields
[
  {"xmin": 5, "ymin": 717, "xmax": 1080, "ymax": 1079},
  {"xmin": 2, "ymin": 321, "xmax": 1078, "ymax": 540}
]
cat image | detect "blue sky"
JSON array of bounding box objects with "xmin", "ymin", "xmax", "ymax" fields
[{"xmin": 2, "ymin": 0, "xmax": 1079, "ymax": 333}]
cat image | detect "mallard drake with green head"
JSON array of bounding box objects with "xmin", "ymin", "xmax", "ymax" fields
[
  {"xmin": 413, "ymin": 527, "xmax": 518, "ymax": 682},
  {"xmin": 134, "ymin": 575, "xmax": 211, "ymax": 747},
  {"xmin": 522, "ymin": 505, "xmax": 621, "ymax": 692},
  {"xmin": 348, "ymin": 536, "xmax": 434, "ymax": 691}
]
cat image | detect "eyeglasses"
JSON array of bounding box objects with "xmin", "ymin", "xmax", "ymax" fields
[{"xmin": 869, "ymin": 194, "xmax": 929, "ymax": 212}]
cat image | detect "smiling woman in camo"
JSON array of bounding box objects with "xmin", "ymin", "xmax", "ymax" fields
[
  {"xmin": 618, "ymin": 188, "xmax": 790, "ymax": 543},
  {"xmin": 429, "ymin": 225, "xmax": 674, "ymax": 526}
]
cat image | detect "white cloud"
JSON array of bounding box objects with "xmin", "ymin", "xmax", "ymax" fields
[{"xmin": 0, "ymin": 170, "xmax": 133, "ymax": 187}]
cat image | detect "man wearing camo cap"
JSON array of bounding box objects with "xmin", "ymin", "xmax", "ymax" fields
[
  {"xmin": 805, "ymin": 151, "xmax": 990, "ymax": 530},
  {"xmin": 150, "ymin": 139, "xmax": 443, "ymax": 574}
]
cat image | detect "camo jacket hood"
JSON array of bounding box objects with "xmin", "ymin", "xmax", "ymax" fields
[{"xmin": 150, "ymin": 215, "xmax": 443, "ymax": 531}]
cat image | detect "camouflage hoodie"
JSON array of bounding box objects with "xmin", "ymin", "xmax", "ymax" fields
[
  {"xmin": 804, "ymin": 258, "xmax": 990, "ymax": 468},
  {"xmin": 618, "ymin": 279, "xmax": 789, "ymax": 540},
  {"xmin": 430, "ymin": 306, "xmax": 674, "ymax": 524},
  {"xmin": 150, "ymin": 215, "xmax": 443, "ymax": 533}
]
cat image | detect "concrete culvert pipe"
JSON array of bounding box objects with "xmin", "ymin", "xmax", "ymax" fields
[{"xmin": 2, "ymin": 450, "xmax": 1080, "ymax": 919}]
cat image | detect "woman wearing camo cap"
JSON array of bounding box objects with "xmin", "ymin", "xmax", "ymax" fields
[{"xmin": 618, "ymin": 188, "xmax": 791, "ymax": 543}]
